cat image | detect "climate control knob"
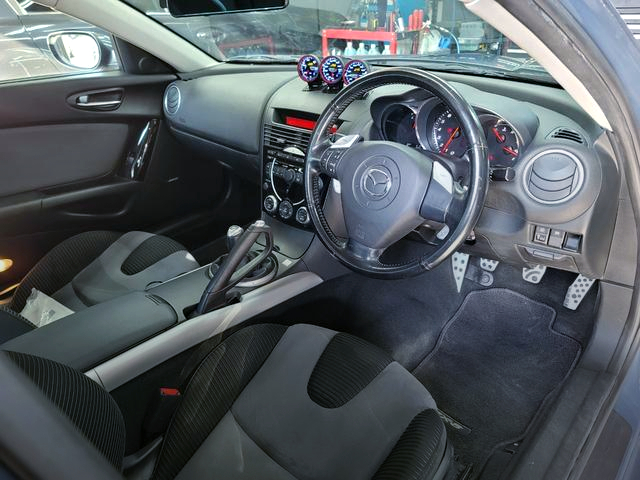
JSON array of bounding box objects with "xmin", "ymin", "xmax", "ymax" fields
[
  {"xmin": 278, "ymin": 199, "xmax": 294, "ymax": 220},
  {"xmin": 282, "ymin": 168, "xmax": 296, "ymax": 184},
  {"xmin": 263, "ymin": 195, "xmax": 278, "ymax": 214},
  {"xmin": 296, "ymin": 206, "xmax": 310, "ymax": 225}
]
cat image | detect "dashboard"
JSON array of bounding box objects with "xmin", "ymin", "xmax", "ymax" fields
[{"xmin": 162, "ymin": 63, "xmax": 621, "ymax": 280}]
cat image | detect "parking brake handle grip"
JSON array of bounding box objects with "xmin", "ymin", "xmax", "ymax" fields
[{"xmin": 196, "ymin": 220, "xmax": 273, "ymax": 315}]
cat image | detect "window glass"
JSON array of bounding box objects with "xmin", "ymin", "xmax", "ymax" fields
[
  {"xmin": 124, "ymin": 0, "xmax": 552, "ymax": 84},
  {"xmin": 0, "ymin": 0, "xmax": 119, "ymax": 83}
]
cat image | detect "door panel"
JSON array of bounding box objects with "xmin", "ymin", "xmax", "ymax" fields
[
  {"xmin": 0, "ymin": 71, "xmax": 258, "ymax": 295},
  {"xmin": 0, "ymin": 123, "xmax": 129, "ymax": 197}
]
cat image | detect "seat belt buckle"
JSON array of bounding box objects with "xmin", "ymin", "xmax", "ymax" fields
[{"xmin": 143, "ymin": 387, "xmax": 182, "ymax": 436}]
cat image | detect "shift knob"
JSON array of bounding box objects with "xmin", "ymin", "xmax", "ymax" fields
[{"xmin": 226, "ymin": 225, "xmax": 244, "ymax": 252}]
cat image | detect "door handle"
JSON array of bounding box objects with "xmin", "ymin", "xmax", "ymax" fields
[
  {"xmin": 76, "ymin": 98, "xmax": 122, "ymax": 108},
  {"xmin": 68, "ymin": 88, "xmax": 124, "ymax": 111}
]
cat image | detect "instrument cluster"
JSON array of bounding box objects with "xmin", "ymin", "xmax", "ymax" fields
[
  {"xmin": 379, "ymin": 99, "xmax": 523, "ymax": 167},
  {"xmin": 297, "ymin": 55, "xmax": 370, "ymax": 91}
]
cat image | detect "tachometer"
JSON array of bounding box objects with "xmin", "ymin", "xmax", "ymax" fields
[
  {"xmin": 487, "ymin": 120, "xmax": 520, "ymax": 166},
  {"xmin": 431, "ymin": 107, "xmax": 468, "ymax": 157},
  {"xmin": 320, "ymin": 56, "xmax": 344, "ymax": 86},
  {"xmin": 343, "ymin": 59, "xmax": 370, "ymax": 85},
  {"xmin": 297, "ymin": 54, "xmax": 320, "ymax": 84}
]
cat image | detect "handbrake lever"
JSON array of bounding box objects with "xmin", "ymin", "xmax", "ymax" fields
[{"xmin": 196, "ymin": 220, "xmax": 273, "ymax": 315}]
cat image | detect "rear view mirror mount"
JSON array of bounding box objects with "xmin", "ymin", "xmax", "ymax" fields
[{"xmin": 164, "ymin": 0, "xmax": 288, "ymax": 17}]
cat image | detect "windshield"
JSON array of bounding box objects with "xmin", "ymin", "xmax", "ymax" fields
[{"xmin": 123, "ymin": 0, "xmax": 554, "ymax": 84}]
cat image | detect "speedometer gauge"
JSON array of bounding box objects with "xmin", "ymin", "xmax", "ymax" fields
[
  {"xmin": 297, "ymin": 54, "xmax": 320, "ymax": 84},
  {"xmin": 320, "ymin": 56, "xmax": 344, "ymax": 86},
  {"xmin": 431, "ymin": 107, "xmax": 468, "ymax": 157},
  {"xmin": 343, "ymin": 59, "xmax": 370, "ymax": 85},
  {"xmin": 487, "ymin": 120, "xmax": 520, "ymax": 166}
]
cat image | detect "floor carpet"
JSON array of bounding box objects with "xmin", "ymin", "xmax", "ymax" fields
[{"xmin": 412, "ymin": 288, "xmax": 581, "ymax": 472}]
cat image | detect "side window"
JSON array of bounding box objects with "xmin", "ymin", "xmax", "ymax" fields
[
  {"xmin": 0, "ymin": 0, "xmax": 120, "ymax": 83},
  {"xmin": 18, "ymin": 1, "xmax": 53, "ymax": 13}
]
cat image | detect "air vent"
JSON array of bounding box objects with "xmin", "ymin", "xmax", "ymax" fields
[
  {"xmin": 523, "ymin": 149, "xmax": 584, "ymax": 204},
  {"xmin": 264, "ymin": 123, "xmax": 311, "ymax": 154},
  {"xmin": 163, "ymin": 84, "xmax": 181, "ymax": 116},
  {"xmin": 548, "ymin": 127, "xmax": 585, "ymax": 145}
]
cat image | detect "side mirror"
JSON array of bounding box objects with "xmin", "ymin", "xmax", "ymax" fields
[{"xmin": 48, "ymin": 32, "xmax": 102, "ymax": 70}]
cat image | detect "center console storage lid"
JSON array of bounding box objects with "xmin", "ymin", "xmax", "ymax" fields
[{"xmin": 1, "ymin": 292, "xmax": 177, "ymax": 371}]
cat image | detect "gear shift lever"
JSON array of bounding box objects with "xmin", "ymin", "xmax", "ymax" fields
[{"xmin": 196, "ymin": 220, "xmax": 273, "ymax": 315}]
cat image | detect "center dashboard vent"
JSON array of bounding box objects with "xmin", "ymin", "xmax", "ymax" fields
[
  {"xmin": 164, "ymin": 84, "xmax": 181, "ymax": 116},
  {"xmin": 263, "ymin": 123, "xmax": 311, "ymax": 162},
  {"xmin": 524, "ymin": 149, "xmax": 584, "ymax": 204},
  {"xmin": 548, "ymin": 127, "xmax": 585, "ymax": 145}
]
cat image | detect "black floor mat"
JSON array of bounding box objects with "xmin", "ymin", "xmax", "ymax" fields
[{"xmin": 412, "ymin": 288, "xmax": 581, "ymax": 473}]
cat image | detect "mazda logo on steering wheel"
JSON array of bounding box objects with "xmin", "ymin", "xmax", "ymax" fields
[{"xmin": 363, "ymin": 167, "xmax": 392, "ymax": 199}]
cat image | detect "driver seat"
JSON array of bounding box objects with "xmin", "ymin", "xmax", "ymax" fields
[{"xmin": 0, "ymin": 324, "xmax": 451, "ymax": 479}]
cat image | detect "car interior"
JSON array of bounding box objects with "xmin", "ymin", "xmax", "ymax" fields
[{"xmin": 0, "ymin": 0, "xmax": 637, "ymax": 479}]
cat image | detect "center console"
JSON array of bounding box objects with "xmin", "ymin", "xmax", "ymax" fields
[
  {"xmin": 262, "ymin": 111, "xmax": 318, "ymax": 229},
  {"xmin": 1, "ymin": 221, "xmax": 311, "ymax": 373}
]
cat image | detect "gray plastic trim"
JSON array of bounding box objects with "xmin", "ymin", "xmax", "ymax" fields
[
  {"xmin": 521, "ymin": 148, "xmax": 585, "ymax": 205},
  {"xmin": 85, "ymin": 272, "xmax": 323, "ymax": 391},
  {"xmin": 581, "ymin": 281, "xmax": 633, "ymax": 371}
]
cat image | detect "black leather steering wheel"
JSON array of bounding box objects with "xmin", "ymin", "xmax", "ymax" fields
[{"xmin": 304, "ymin": 68, "xmax": 489, "ymax": 278}]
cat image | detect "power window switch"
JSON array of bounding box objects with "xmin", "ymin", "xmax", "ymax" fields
[
  {"xmin": 563, "ymin": 233, "xmax": 582, "ymax": 252},
  {"xmin": 548, "ymin": 229, "xmax": 565, "ymax": 249},
  {"xmin": 533, "ymin": 226, "xmax": 550, "ymax": 245}
]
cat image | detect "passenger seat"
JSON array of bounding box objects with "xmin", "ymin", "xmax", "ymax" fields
[{"xmin": 0, "ymin": 231, "xmax": 198, "ymax": 342}]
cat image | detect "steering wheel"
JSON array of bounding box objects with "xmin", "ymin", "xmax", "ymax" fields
[{"xmin": 304, "ymin": 68, "xmax": 489, "ymax": 278}]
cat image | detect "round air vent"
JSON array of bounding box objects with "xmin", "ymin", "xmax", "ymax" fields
[
  {"xmin": 523, "ymin": 149, "xmax": 584, "ymax": 204},
  {"xmin": 163, "ymin": 84, "xmax": 181, "ymax": 116}
]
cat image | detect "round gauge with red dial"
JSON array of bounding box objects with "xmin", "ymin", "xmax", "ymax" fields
[
  {"xmin": 430, "ymin": 107, "xmax": 468, "ymax": 157},
  {"xmin": 320, "ymin": 56, "xmax": 344, "ymax": 86},
  {"xmin": 487, "ymin": 120, "xmax": 520, "ymax": 166},
  {"xmin": 297, "ymin": 54, "xmax": 320, "ymax": 84}
]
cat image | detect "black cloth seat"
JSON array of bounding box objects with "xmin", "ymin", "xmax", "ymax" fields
[
  {"xmin": 0, "ymin": 230, "xmax": 198, "ymax": 342},
  {"xmin": 1, "ymin": 324, "xmax": 451, "ymax": 480}
]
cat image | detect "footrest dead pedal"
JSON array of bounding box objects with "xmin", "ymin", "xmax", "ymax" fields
[{"xmin": 452, "ymin": 253, "xmax": 469, "ymax": 293}]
